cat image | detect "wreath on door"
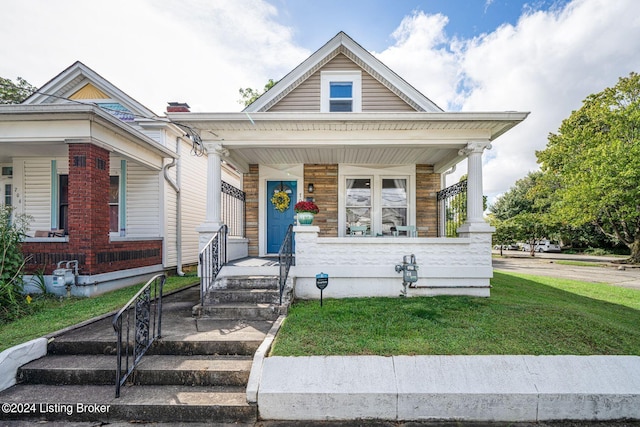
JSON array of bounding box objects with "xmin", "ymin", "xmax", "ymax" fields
[{"xmin": 271, "ymin": 190, "xmax": 290, "ymax": 212}]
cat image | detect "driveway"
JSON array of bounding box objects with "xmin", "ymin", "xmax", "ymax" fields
[{"xmin": 492, "ymin": 251, "xmax": 640, "ymax": 290}]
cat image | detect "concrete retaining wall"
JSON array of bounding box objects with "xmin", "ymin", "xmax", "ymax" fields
[
  {"xmin": 0, "ymin": 338, "xmax": 47, "ymax": 392},
  {"xmin": 258, "ymin": 355, "xmax": 640, "ymax": 422}
]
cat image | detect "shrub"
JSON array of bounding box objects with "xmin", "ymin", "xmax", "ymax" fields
[{"xmin": 0, "ymin": 206, "xmax": 32, "ymax": 324}]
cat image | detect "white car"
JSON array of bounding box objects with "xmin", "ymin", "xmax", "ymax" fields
[{"xmin": 522, "ymin": 240, "xmax": 561, "ymax": 253}]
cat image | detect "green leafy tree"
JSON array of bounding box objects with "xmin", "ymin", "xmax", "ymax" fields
[
  {"xmin": 489, "ymin": 171, "xmax": 557, "ymax": 256},
  {"xmin": 238, "ymin": 79, "xmax": 277, "ymax": 107},
  {"xmin": 0, "ymin": 76, "xmax": 37, "ymax": 104},
  {"xmin": 537, "ymin": 72, "xmax": 640, "ymax": 263},
  {"xmin": 0, "ymin": 206, "xmax": 32, "ymax": 323}
]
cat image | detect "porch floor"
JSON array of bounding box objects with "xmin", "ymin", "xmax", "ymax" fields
[{"xmin": 227, "ymin": 257, "xmax": 280, "ymax": 267}]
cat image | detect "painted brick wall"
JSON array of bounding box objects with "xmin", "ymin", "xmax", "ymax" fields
[
  {"xmin": 23, "ymin": 143, "xmax": 162, "ymax": 276},
  {"xmin": 416, "ymin": 164, "xmax": 440, "ymax": 237},
  {"xmin": 244, "ymin": 164, "xmax": 260, "ymax": 256},
  {"xmin": 304, "ymin": 164, "xmax": 338, "ymax": 237}
]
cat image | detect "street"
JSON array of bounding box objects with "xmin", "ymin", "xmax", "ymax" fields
[{"xmin": 492, "ymin": 251, "xmax": 640, "ymax": 290}]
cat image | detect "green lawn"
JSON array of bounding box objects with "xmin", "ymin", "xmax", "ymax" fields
[
  {"xmin": 270, "ymin": 271, "xmax": 640, "ymax": 356},
  {"xmin": 0, "ymin": 275, "xmax": 198, "ymax": 352}
]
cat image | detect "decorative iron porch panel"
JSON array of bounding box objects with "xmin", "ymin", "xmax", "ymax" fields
[
  {"xmin": 437, "ymin": 179, "xmax": 467, "ymax": 237},
  {"xmin": 221, "ymin": 180, "xmax": 245, "ymax": 238}
]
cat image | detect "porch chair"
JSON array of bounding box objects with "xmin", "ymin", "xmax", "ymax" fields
[
  {"xmin": 349, "ymin": 225, "xmax": 369, "ymax": 236},
  {"xmin": 393, "ymin": 225, "xmax": 417, "ymax": 237}
]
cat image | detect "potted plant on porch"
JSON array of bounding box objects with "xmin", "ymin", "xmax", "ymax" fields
[{"xmin": 294, "ymin": 200, "xmax": 319, "ymax": 225}]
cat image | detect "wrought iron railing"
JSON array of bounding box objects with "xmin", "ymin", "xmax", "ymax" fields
[
  {"xmin": 437, "ymin": 179, "xmax": 467, "ymax": 237},
  {"xmin": 221, "ymin": 181, "xmax": 245, "ymax": 238},
  {"xmin": 199, "ymin": 224, "xmax": 228, "ymax": 306},
  {"xmin": 278, "ymin": 224, "xmax": 294, "ymax": 305},
  {"xmin": 112, "ymin": 273, "xmax": 165, "ymax": 398}
]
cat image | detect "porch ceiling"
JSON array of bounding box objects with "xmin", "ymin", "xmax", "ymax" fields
[{"xmin": 168, "ymin": 111, "xmax": 529, "ymax": 173}]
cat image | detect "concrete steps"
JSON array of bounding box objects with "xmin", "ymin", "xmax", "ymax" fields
[
  {"xmin": 0, "ymin": 285, "xmax": 269, "ymax": 423},
  {"xmin": 0, "ymin": 384, "xmax": 254, "ymax": 423},
  {"xmin": 18, "ymin": 354, "xmax": 252, "ymax": 387},
  {"xmin": 195, "ymin": 275, "xmax": 285, "ymax": 321}
]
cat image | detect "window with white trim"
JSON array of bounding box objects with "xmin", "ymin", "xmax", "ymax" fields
[
  {"xmin": 321, "ymin": 71, "xmax": 362, "ymax": 112},
  {"xmin": 340, "ymin": 166, "xmax": 414, "ymax": 237}
]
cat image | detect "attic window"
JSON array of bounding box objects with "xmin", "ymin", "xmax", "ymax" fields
[{"xmin": 321, "ymin": 71, "xmax": 361, "ymax": 113}]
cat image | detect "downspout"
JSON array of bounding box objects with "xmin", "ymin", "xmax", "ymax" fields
[{"xmin": 163, "ymin": 137, "xmax": 184, "ymax": 276}]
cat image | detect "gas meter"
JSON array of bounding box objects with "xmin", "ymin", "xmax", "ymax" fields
[
  {"xmin": 395, "ymin": 254, "xmax": 418, "ymax": 297},
  {"xmin": 52, "ymin": 260, "xmax": 79, "ymax": 297}
]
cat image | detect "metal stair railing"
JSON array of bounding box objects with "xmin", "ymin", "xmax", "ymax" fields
[
  {"xmin": 199, "ymin": 224, "xmax": 228, "ymax": 306},
  {"xmin": 112, "ymin": 273, "xmax": 165, "ymax": 398},
  {"xmin": 278, "ymin": 224, "xmax": 295, "ymax": 304}
]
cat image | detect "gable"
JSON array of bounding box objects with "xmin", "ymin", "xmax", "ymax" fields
[
  {"xmin": 268, "ymin": 53, "xmax": 416, "ymax": 113},
  {"xmin": 245, "ymin": 32, "xmax": 442, "ymax": 113},
  {"xmin": 69, "ymin": 83, "xmax": 110, "ymax": 100}
]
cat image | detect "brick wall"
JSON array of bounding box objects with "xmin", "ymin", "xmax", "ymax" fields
[
  {"xmin": 304, "ymin": 164, "xmax": 338, "ymax": 237},
  {"xmin": 244, "ymin": 164, "xmax": 260, "ymax": 256},
  {"xmin": 416, "ymin": 164, "xmax": 440, "ymax": 237},
  {"xmin": 22, "ymin": 143, "xmax": 162, "ymax": 276}
]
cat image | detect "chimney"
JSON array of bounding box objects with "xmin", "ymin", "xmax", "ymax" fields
[{"xmin": 166, "ymin": 102, "xmax": 190, "ymax": 113}]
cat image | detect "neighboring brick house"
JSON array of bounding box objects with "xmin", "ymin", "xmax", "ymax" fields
[
  {"xmin": 169, "ymin": 32, "xmax": 528, "ymax": 298},
  {"xmin": 0, "ymin": 62, "xmax": 238, "ymax": 296}
]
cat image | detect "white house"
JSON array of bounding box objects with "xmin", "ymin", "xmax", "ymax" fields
[
  {"xmin": 0, "ymin": 62, "xmax": 239, "ymax": 296},
  {"xmin": 169, "ymin": 32, "xmax": 528, "ymax": 299}
]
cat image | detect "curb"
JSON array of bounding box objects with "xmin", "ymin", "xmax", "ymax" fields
[{"xmin": 246, "ymin": 314, "xmax": 286, "ymax": 403}]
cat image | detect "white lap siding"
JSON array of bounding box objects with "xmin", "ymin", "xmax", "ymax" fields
[
  {"xmin": 179, "ymin": 143, "xmax": 207, "ymax": 265},
  {"xmin": 23, "ymin": 159, "xmax": 52, "ymax": 233},
  {"xmin": 126, "ymin": 162, "xmax": 160, "ymax": 237}
]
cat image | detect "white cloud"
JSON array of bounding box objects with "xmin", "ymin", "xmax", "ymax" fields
[
  {"xmin": 375, "ymin": 11, "xmax": 459, "ymax": 110},
  {"xmin": 0, "ymin": 0, "xmax": 308, "ymax": 113},
  {"xmin": 375, "ymin": 0, "xmax": 640, "ymax": 205}
]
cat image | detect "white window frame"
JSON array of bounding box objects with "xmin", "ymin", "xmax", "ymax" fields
[
  {"xmin": 338, "ymin": 165, "xmax": 415, "ymax": 237},
  {"xmin": 321, "ymin": 70, "xmax": 362, "ymax": 113}
]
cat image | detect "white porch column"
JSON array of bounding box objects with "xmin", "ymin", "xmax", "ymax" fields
[
  {"xmin": 458, "ymin": 141, "xmax": 494, "ymax": 234},
  {"xmin": 197, "ymin": 144, "xmax": 229, "ymax": 252}
]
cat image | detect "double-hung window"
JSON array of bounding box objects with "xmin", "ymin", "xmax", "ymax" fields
[{"xmin": 321, "ymin": 71, "xmax": 362, "ymax": 112}]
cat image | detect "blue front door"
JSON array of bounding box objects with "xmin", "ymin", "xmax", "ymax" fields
[{"xmin": 267, "ymin": 180, "xmax": 297, "ymax": 254}]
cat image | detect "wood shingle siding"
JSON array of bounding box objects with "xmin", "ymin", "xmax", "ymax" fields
[
  {"xmin": 416, "ymin": 164, "xmax": 440, "ymax": 237},
  {"xmin": 304, "ymin": 164, "xmax": 339, "ymax": 237}
]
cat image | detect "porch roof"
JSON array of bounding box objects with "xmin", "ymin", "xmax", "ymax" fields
[
  {"xmin": 168, "ymin": 111, "xmax": 528, "ymax": 173},
  {"xmin": 0, "ymin": 104, "xmax": 177, "ymax": 169}
]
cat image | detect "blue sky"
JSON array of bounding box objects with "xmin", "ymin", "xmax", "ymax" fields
[
  {"xmin": 1, "ymin": 0, "xmax": 638, "ymax": 201},
  {"xmin": 275, "ymin": 0, "xmax": 569, "ymax": 51}
]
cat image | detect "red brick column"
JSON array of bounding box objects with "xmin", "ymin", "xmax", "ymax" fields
[{"xmin": 68, "ymin": 143, "xmax": 110, "ymax": 274}]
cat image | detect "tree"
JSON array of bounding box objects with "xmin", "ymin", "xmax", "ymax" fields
[
  {"xmin": 489, "ymin": 171, "xmax": 553, "ymax": 256},
  {"xmin": 238, "ymin": 79, "xmax": 277, "ymax": 107},
  {"xmin": 0, "ymin": 76, "xmax": 37, "ymax": 104},
  {"xmin": 536, "ymin": 72, "xmax": 640, "ymax": 263}
]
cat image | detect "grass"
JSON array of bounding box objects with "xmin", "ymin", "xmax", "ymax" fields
[
  {"xmin": 270, "ymin": 271, "xmax": 640, "ymax": 356},
  {"xmin": 0, "ymin": 275, "xmax": 198, "ymax": 352},
  {"xmin": 553, "ymin": 260, "xmax": 606, "ymax": 267}
]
